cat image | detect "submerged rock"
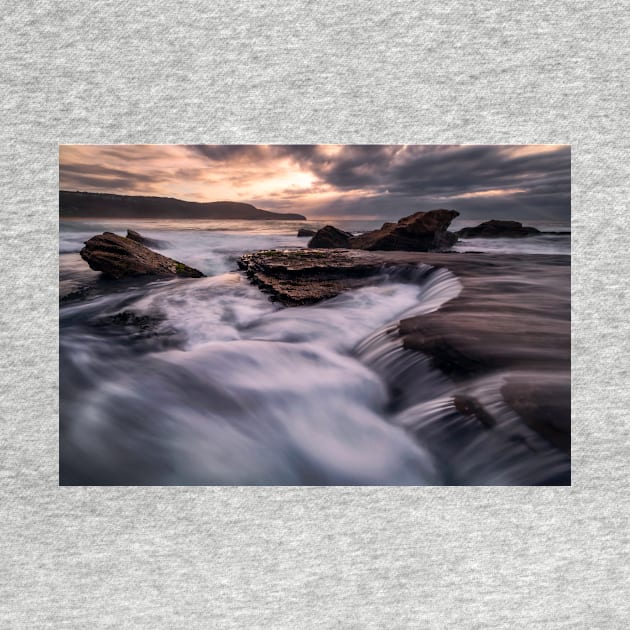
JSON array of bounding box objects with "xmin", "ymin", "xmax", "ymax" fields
[
  {"xmin": 396, "ymin": 252, "xmax": 570, "ymax": 462},
  {"xmin": 307, "ymin": 209, "xmax": 459, "ymax": 252},
  {"xmin": 307, "ymin": 225, "xmax": 353, "ymax": 248},
  {"xmin": 501, "ymin": 373, "xmax": 570, "ymax": 453},
  {"xmin": 90, "ymin": 309, "xmax": 186, "ymax": 351},
  {"xmin": 80, "ymin": 232, "xmax": 204, "ymax": 279},
  {"xmin": 297, "ymin": 228, "xmax": 317, "ymax": 237},
  {"xmin": 457, "ymin": 220, "xmax": 541, "ymax": 238},
  {"xmin": 60, "ymin": 285, "xmax": 91, "ymax": 303},
  {"xmin": 97, "ymin": 310, "xmax": 165, "ymax": 330}
]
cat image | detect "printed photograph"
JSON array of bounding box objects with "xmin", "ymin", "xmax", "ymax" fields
[{"xmin": 59, "ymin": 144, "xmax": 570, "ymax": 485}]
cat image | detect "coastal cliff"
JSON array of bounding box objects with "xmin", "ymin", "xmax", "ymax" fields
[{"xmin": 60, "ymin": 190, "xmax": 306, "ymax": 220}]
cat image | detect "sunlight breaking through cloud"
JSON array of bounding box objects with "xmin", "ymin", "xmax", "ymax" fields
[{"xmin": 60, "ymin": 144, "xmax": 570, "ymax": 221}]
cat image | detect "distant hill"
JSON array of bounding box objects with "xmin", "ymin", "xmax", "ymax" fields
[{"xmin": 59, "ymin": 191, "xmax": 306, "ymax": 220}]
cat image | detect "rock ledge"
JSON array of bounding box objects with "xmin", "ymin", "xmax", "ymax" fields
[{"xmin": 80, "ymin": 232, "xmax": 204, "ymax": 279}]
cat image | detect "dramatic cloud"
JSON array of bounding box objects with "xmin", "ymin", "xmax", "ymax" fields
[{"xmin": 59, "ymin": 144, "xmax": 570, "ymax": 220}]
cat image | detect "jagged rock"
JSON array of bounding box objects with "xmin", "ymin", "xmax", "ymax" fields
[
  {"xmin": 307, "ymin": 225, "xmax": 353, "ymax": 249},
  {"xmin": 350, "ymin": 209, "xmax": 459, "ymax": 251},
  {"xmin": 307, "ymin": 209, "xmax": 459, "ymax": 252},
  {"xmin": 126, "ymin": 229, "xmax": 169, "ymax": 249},
  {"xmin": 297, "ymin": 228, "xmax": 317, "ymax": 237},
  {"xmin": 457, "ymin": 220, "xmax": 541, "ymax": 238},
  {"xmin": 238, "ymin": 249, "xmax": 387, "ymax": 305},
  {"xmin": 238, "ymin": 247, "xmax": 570, "ymax": 480},
  {"xmin": 80, "ymin": 232, "xmax": 204, "ymax": 279}
]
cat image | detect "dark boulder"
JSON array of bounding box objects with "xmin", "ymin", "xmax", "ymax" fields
[
  {"xmin": 308, "ymin": 210, "xmax": 458, "ymax": 252},
  {"xmin": 457, "ymin": 220, "xmax": 541, "ymax": 239},
  {"xmin": 349, "ymin": 209, "xmax": 459, "ymax": 251},
  {"xmin": 126, "ymin": 229, "xmax": 169, "ymax": 249},
  {"xmin": 308, "ymin": 225, "xmax": 353, "ymax": 249},
  {"xmin": 80, "ymin": 232, "xmax": 204, "ymax": 279},
  {"xmin": 501, "ymin": 374, "xmax": 570, "ymax": 453},
  {"xmin": 297, "ymin": 228, "xmax": 317, "ymax": 237}
]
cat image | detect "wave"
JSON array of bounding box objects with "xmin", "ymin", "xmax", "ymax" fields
[
  {"xmin": 60, "ymin": 264, "xmax": 456, "ymax": 485},
  {"xmin": 60, "ymin": 221, "xmax": 569, "ymax": 485}
]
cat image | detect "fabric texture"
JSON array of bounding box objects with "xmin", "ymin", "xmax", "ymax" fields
[{"xmin": 1, "ymin": 1, "xmax": 628, "ymax": 627}]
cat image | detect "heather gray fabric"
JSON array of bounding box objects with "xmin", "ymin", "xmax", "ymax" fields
[{"xmin": 1, "ymin": 1, "xmax": 628, "ymax": 627}]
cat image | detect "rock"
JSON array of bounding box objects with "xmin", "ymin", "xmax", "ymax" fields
[
  {"xmin": 307, "ymin": 209, "xmax": 459, "ymax": 252},
  {"xmin": 453, "ymin": 395, "xmax": 496, "ymax": 428},
  {"xmin": 126, "ymin": 229, "xmax": 169, "ymax": 249},
  {"xmin": 97, "ymin": 310, "xmax": 165, "ymax": 330},
  {"xmin": 239, "ymin": 248, "xmax": 571, "ymax": 478},
  {"xmin": 397, "ymin": 252, "xmax": 570, "ymax": 460},
  {"xmin": 90, "ymin": 310, "xmax": 186, "ymax": 350},
  {"xmin": 349, "ymin": 209, "xmax": 459, "ymax": 251},
  {"xmin": 399, "ymin": 253, "xmax": 569, "ymax": 376},
  {"xmin": 307, "ymin": 225, "xmax": 353, "ymax": 249},
  {"xmin": 297, "ymin": 228, "xmax": 317, "ymax": 237},
  {"xmin": 238, "ymin": 249, "xmax": 387, "ymax": 305},
  {"xmin": 501, "ymin": 374, "xmax": 570, "ymax": 453},
  {"xmin": 457, "ymin": 220, "xmax": 541, "ymax": 238},
  {"xmin": 126, "ymin": 229, "xmax": 149, "ymax": 244},
  {"xmin": 60, "ymin": 285, "xmax": 90, "ymax": 303},
  {"xmin": 80, "ymin": 232, "xmax": 204, "ymax": 279}
]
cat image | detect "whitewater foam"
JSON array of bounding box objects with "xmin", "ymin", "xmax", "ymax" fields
[{"xmin": 60, "ymin": 219, "xmax": 569, "ymax": 485}]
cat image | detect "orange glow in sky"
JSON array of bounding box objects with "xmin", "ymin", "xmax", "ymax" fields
[{"xmin": 59, "ymin": 144, "xmax": 570, "ymax": 220}]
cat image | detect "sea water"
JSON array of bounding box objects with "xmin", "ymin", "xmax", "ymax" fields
[{"xmin": 59, "ymin": 218, "xmax": 570, "ymax": 485}]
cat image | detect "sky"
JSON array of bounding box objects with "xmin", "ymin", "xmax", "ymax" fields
[{"xmin": 59, "ymin": 144, "xmax": 570, "ymax": 221}]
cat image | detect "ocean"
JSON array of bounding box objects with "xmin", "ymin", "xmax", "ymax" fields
[{"xmin": 59, "ymin": 218, "xmax": 570, "ymax": 485}]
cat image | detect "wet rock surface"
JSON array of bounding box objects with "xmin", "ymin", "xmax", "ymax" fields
[
  {"xmin": 91, "ymin": 309, "xmax": 185, "ymax": 351},
  {"xmin": 308, "ymin": 209, "xmax": 459, "ymax": 252},
  {"xmin": 349, "ymin": 209, "xmax": 459, "ymax": 251},
  {"xmin": 457, "ymin": 219, "xmax": 541, "ymax": 238},
  {"xmin": 239, "ymin": 248, "xmax": 571, "ymax": 463},
  {"xmin": 501, "ymin": 374, "xmax": 570, "ymax": 453},
  {"xmin": 397, "ymin": 253, "xmax": 569, "ymax": 376},
  {"xmin": 297, "ymin": 228, "xmax": 317, "ymax": 237},
  {"xmin": 126, "ymin": 229, "xmax": 169, "ymax": 249},
  {"xmin": 398, "ymin": 253, "xmax": 570, "ymax": 458},
  {"xmin": 307, "ymin": 225, "xmax": 353, "ymax": 248},
  {"xmin": 80, "ymin": 232, "xmax": 205, "ymax": 279},
  {"xmin": 97, "ymin": 310, "xmax": 165, "ymax": 330},
  {"xmin": 238, "ymin": 249, "xmax": 387, "ymax": 305}
]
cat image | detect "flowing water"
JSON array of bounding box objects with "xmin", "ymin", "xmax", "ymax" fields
[{"xmin": 60, "ymin": 219, "xmax": 570, "ymax": 485}]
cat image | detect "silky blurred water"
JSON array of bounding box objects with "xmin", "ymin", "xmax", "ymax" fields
[{"xmin": 60, "ymin": 219, "xmax": 569, "ymax": 485}]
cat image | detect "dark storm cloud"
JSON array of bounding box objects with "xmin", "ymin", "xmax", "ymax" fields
[
  {"xmin": 59, "ymin": 163, "xmax": 164, "ymax": 192},
  {"xmin": 283, "ymin": 144, "xmax": 570, "ymax": 198},
  {"xmin": 283, "ymin": 144, "xmax": 570, "ymax": 220},
  {"xmin": 61, "ymin": 163, "xmax": 159, "ymax": 182},
  {"xmin": 187, "ymin": 145, "xmax": 268, "ymax": 161},
  {"xmin": 279, "ymin": 145, "xmax": 399, "ymax": 189},
  {"xmin": 60, "ymin": 144, "xmax": 570, "ymax": 220}
]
